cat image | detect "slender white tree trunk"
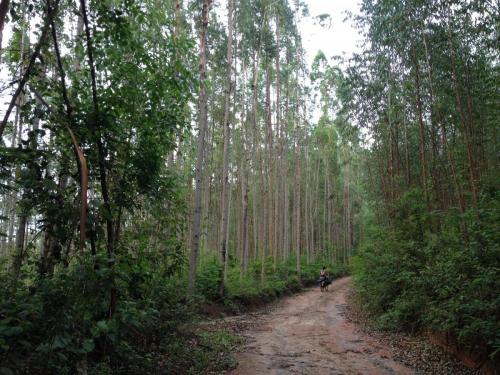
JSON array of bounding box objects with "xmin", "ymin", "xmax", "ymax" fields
[
  {"xmin": 219, "ymin": 0, "xmax": 234, "ymax": 294},
  {"xmin": 188, "ymin": 0, "xmax": 211, "ymax": 294}
]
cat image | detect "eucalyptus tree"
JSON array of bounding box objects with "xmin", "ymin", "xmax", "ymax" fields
[
  {"xmin": 345, "ymin": 0, "xmax": 500, "ymax": 360},
  {"xmin": 358, "ymin": 0, "xmax": 498, "ymax": 209},
  {"xmin": 188, "ymin": 0, "xmax": 212, "ymax": 294},
  {"xmin": 219, "ymin": 0, "xmax": 234, "ymax": 292}
]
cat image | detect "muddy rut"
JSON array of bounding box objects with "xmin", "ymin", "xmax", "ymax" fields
[{"xmin": 229, "ymin": 277, "xmax": 413, "ymax": 375}]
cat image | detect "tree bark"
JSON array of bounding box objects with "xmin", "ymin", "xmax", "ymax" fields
[
  {"xmin": 411, "ymin": 45, "xmax": 429, "ymax": 205},
  {"xmin": 294, "ymin": 87, "xmax": 301, "ymax": 276},
  {"xmin": 219, "ymin": 0, "xmax": 234, "ymax": 296},
  {"xmin": 422, "ymin": 28, "xmax": 465, "ymax": 213},
  {"xmin": 265, "ymin": 66, "xmax": 275, "ymax": 269},
  {"xmin": 188, "ymin": 0, "xmax": 212, "ymax": 294},
  {"xmin": 80, "ymin": 0, "xmax": 114, "ymax": 255},
  {"xmin": 238, "ymin": 56, "xmax": 250, "ymax": 276},
  {"xmin": 282, "ymin": 47, "xmax": 290, "ymax": 260},
  {"xmin": 47, "ymin": 0, "xmax": 88, "ymax": 253},
  {"xmin": 447, "ymin": 26, "xmax": 478, "ymax": 207}
]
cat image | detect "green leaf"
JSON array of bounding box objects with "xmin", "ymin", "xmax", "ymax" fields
[
  {"xmin": 52, "ymin": 335, "xmax": 70, "ymax": 349},
  {"xmin": 82, "ymin": 339, "xmax": 95, "ymax": 353},
  {"xmin": 0, "ymin": 326, "xmax": 23, "ymax": 337},
  {"xmin": 96, "ymin": 320, "xmax": 109, "ymax": 332}
]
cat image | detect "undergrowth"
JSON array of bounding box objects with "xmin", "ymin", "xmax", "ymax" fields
[
  {"xmin": 0, "ymin": 251, "xmax": 347, "ymax": 374},
  {"xmin": 353, "ymin": 182, "xmax": 500, "ymax": 363},
  {"xmin": 196, "ymin": 254, "xmax": 348, "ymax": 311}
]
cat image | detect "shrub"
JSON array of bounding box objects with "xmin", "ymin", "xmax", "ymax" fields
[{"xmin": 354, "ymin": 186, "xmax": 500, "ymax": 361}]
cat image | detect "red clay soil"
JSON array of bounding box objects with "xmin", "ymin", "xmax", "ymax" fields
[
  {"xmin": 425, "ymin": 331, "xmax": 498, "ymax": 375},
  {"xmin": 229, "ymin": 276, "xmax": 414, "ymax": 375}
]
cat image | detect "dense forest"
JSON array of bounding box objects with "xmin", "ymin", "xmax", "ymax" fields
[
  {"xmin": 347, "ymin": 0, "xmax": 499, "ymax": 371},
  {"xmin": 0, "ymin": 0, "xmax": 498, "ymax": 373}
]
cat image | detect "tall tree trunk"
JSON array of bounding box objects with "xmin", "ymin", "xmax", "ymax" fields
[
  {"xmin": 188, "ymin": 0, "xmax": 211, "ymax": 294},
  {"xmin": 265, "ymin": 66, "xmax": 275, "ymax": 269},
  {"xmin": 314, "ymin": 157, "xmax": 320, "ymax": 251},
  {"xmin": 447, "ymin": 26, "xmax": 478, "ymax": 207},
  {"xmin": 11, "ymin": 3, "xmax": 27, "ymax": 272},
  {"xmin": 402, "ymin": 103, "xmax": 411, "ymax": 187},
  {"xmin": 259, "ymin": 144, "xmax": 267, "ymax": 280},
  {"xmin": 411, "ymin": 46, "xmax": 429, "ymax": 205},
  {"xmin": 81, "ymin": 0, "xmax": 112, "ymax": 255},
  {"xmin": 282, "ymin": 48, "xmax": 290, "ymax": 260},
  {"xmin": 421, "ymin": 30, "xmax": 440, "ymax": 212},
  {"xmin": 202, "ymin": 117, "xmax": 214, "ymax": 252},
  {"xmin": 274, "ymin": 20, "xmax": 280, "ymax": 263},
  {"xmin": 12, "ymin": 211, "xmax": 26, "ymax": 275},
  {"xmin": 304, "ymin": 148, "xmax": 310, "ymax": 264},
  {"xmin": 294, "ymin": 88, "xmax": 301, "ymax": 276},
  {"xmin": 250, "ymin": 43, "xmax": 263, "ymax": 280},
  {"xmin": 240, "ymin": 160, "xmax": 249, "ymax": 276},
  {"xmin": 422, "ymin": 28, "xmax": 465, "ymax": 213},
  {"xmin": 219, "ymin": 0, "xmax": 234, "ymax": 296},
  {"xmin": 48, "ymin": 0, "xmax": 88, "ymax": 251},
  {"xmin": 167, "ymin": 0, "xmax": 182, "ymax": 167},
  {"xmin": 239, "ymin": 58, "xmax": 250, "ymax": 276}
]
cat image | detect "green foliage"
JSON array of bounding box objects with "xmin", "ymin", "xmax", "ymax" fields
[
  {"xmin": 342, "ymin": 0, "xmax": 499, "ymax": 364},
  {"xmin": 195, "ymin": 256, "xmax": 223, "ymax": 301},
  {"xmin": 195, "ymin": 254, "xmax": 349, "ymax": 310},
  {"xmin": 0, "ymin": 248, "xmax": 350, "ymax": 374},
  {"xmin": 158, "ymin": 330, "xmax": 239, "ymax": 375},
  {"xmin": 354, "ymin": 184, "xmax": 500, "ymax": 359},
  {"xmin": 1, "ymin": 0, "xmax": 356, "ymax": 374},
  {"xmin": 0, "ymin": 251, "xmax": 188, "ymax": 374},
  {"xmin": 0, "ymin": 246, "xmax": 248, "ymax": 374}
]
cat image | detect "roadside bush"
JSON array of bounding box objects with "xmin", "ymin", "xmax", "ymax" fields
[
  {"xmin": 354, "ymin": 186, "xmax": 500, "ymax": 361},
  {"xmin": 0, "ymin": 251, "xmax": 227, "ymax": 375},
  {"xmin": 194, "ymin": 253, "xmax": 349, "ymax": 310},
  {"xmin": 0, "ymin": 244, "xmax": 350, "ymax": 374}
]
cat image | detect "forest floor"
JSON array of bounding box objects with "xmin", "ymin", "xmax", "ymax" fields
[{"xmin": 204, "ymin": 277, "xmax": 479, "ymax": 375}]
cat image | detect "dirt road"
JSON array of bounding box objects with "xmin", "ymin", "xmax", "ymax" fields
[{"xmin": 229, "ymin": 277, "xmax": 413, "ymax": 375}]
